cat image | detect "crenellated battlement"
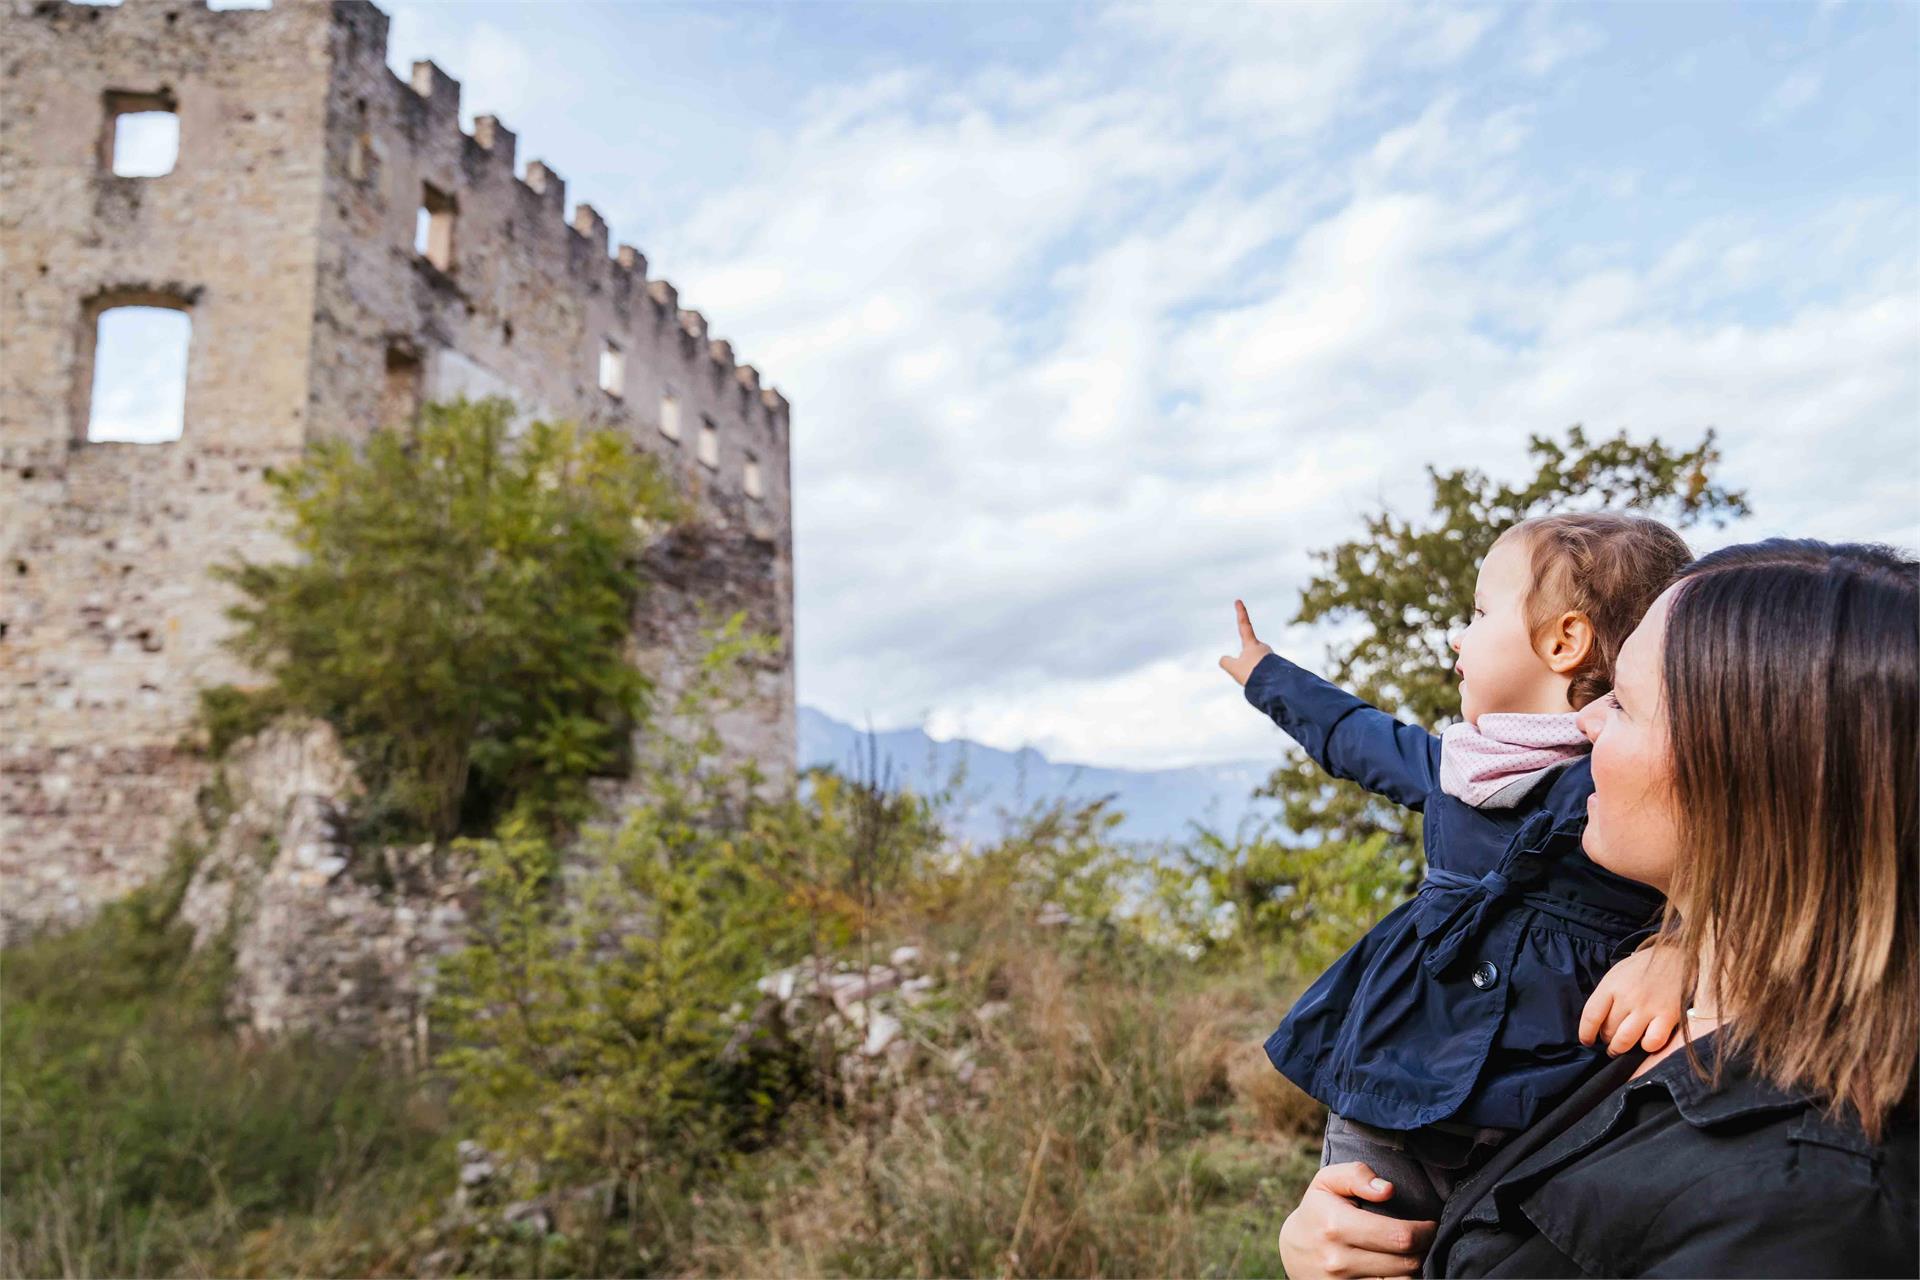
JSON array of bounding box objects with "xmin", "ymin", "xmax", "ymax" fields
[
  {"xmin": 321, "ymin": 30, "xmax": 793, "ymax": 438},
  {"xmin": 472, "ymin": 115, "xmax": 516, "ymax": 170},
  {"xmin": 407, "ymin": 58, "xmax": 460, "ymax": 119}
]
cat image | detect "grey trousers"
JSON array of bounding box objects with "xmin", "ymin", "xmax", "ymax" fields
[{"xmin": 1319, "ymin": 1111, "xmax": 1512, "ymax": 1222}]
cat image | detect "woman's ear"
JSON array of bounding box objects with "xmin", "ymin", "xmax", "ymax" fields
[{"xmin": 1546, "ymin": 612, "xmax": 1595, "ymax": 675}]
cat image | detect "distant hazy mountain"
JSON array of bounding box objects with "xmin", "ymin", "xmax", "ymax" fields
[{"xmin": 798, "ymin": 706, "xmax": 1280, "ymax": 845}]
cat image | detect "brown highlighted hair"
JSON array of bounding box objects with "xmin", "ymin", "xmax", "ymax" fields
[
  {"xmin": 1494, "ymin": 512, "xmax": 1693, "ymax": 709},
  {"xmin": 1663, "ymin": 539, "xmax": 1918, "ymax": 1139}
]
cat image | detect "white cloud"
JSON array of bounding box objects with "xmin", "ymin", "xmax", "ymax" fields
[
  {"xmin": 1764, "ymin": 67, "xmax": 1825, "ymax": 121},
  {"xmin": 1101, "ymin": 2, "xmax": 1494, "ymax": 138},
  {"xmin": 1513, "ymin": 4, "xmax": 1605, "ymax": 77}
]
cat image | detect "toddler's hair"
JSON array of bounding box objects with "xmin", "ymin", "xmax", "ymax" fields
[{"xmin": 1493, "ymin": 512, "xmax": 1692, "ymax": 709}]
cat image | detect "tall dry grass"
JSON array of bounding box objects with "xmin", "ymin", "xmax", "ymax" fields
[{"xmin": 673, "ymin": 931, "xmax": 1325, "ymax": 1279}]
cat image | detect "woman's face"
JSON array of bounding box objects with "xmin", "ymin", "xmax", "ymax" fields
[{"xmin": 1575, "ymin": 586, "xmax": 1683, "ymax": 896}]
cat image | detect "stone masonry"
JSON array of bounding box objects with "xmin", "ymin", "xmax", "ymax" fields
[{"xmin": 0, "ymin": 0, "xmax": 796, "ymax": 943}]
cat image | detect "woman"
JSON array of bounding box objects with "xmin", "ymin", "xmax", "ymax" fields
[{"xmin": 1278, "ymin": 539, "xmax": 1918, "ymax": 1278}]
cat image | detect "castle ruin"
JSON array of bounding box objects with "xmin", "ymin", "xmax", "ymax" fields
[{"xmin": 0, "ymin": 0, "xmax": 797, "ymax": 945}]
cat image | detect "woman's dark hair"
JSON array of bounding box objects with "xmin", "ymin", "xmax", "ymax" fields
[{"xmin": 1662, "ymin": 538, "xmax": 1918, "ymax": 1138}]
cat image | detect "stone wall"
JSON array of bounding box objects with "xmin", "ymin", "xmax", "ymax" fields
[
  {"xmin": 178, "ymin": 719, "xmax": 471, "ymax": 1058},
  {"xmin": 1, "ymin": 0, "xmax": 335, "ymax": 935},
  {"xmin": 0, "ymin": 0, "xmax": 796, "ymax": 942}
]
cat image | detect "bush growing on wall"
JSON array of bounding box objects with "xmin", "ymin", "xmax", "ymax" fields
[{"xmin": 206, "ymin": 397, "xmax": 682, "ymax": 842}]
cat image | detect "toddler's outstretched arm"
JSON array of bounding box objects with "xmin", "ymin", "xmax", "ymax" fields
[
  {"xmin": 1579, "ymin": 939, "xmax": 1689, "ymax": 1056},
  {"xmin": 1219, "ymin": 600, "xmax": 1441, "ymax": 810}
]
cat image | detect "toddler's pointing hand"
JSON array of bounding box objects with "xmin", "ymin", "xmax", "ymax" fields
[{"xmin": 1218, "ymin": 599, "xmax": 1275, "ymax": 687}]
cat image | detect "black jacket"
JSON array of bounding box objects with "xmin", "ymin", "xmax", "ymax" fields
[{"xmin": 1427, "ymin": 1031, "xmax": 1918, "ymax": 1277}]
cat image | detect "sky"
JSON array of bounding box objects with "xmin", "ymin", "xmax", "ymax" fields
[{"xmin": 97, "ymin": 0, "xmax": 1920, "ymax": 770}]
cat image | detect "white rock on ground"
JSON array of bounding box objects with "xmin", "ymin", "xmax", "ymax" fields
[{"xmin": 861, "ymin": 1012, "xmax": 903, "ymax": 1057}]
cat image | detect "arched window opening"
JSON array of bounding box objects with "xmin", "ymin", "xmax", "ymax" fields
[{"xmin": 83, "ymin": 301, "xmax": 191, "ymax": 444}]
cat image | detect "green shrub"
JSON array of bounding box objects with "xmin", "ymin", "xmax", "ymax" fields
[
  {"xmin": 210, "ymin": 396, "xmax": 682, "ymax": 843},
  {"xmin": 193, "ymin": 682, "xmax": 288, "ymax": 758},
  {"xmin": 430, "ymin": 624, "xmax": 867, "ymax": 1184},
  {"xmin": 1159, "ymin": 824, "xmax": 1413, "ymax": 977}
]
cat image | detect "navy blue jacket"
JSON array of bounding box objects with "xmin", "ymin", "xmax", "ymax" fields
[{"xmin": 1246, "ymin": 653, "xmax": 1664, "ymax": 1131}]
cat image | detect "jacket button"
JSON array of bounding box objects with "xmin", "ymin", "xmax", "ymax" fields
[{"xmin": 1471, "ymin": 961, "xmax": 1499, "ymax": 990}]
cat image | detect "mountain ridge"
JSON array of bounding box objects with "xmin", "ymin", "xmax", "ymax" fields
[{"xmin": 798, "ymin": 706, "xmax": 1279, "ymax": 844}]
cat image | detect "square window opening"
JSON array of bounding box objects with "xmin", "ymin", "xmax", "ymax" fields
[
  {"xmin": 697, "ymin": 415, "xmax": 719, "ymax": 470},
  {"xmin": 86, "ymin": 304, "xmax": 189, "ymax": 443},
  {"xmin": 102, "ymin": 91, "xmax": 179, "ymax": 177},
  {"xmin": 416, "ymin": 182, "xmax": 457, "ymax": 273},
  {"xmin": 599, "ymin": 340, "xmax": 625, "ymax": 398}
]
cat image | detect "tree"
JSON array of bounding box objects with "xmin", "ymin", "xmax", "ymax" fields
[
  {"xmin": 1260, "ymin": 424, "xmax": 1749, "ymax": 882},
  {"xmin": 208, "ymin": 397, "xmax": 683, "ymax": 842}
]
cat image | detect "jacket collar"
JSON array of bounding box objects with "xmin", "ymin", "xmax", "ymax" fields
[{"xmin": 1636, "ymin": 1030, "xmax": 1826, "ymax": 1129}]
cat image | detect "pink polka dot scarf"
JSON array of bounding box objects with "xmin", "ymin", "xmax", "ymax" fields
[{"xmin": 1438, "ymin": 712, "xmax": 1590, "ymax": 809}]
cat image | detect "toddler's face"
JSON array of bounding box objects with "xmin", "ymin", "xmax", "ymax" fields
[{"xmin": 1449, "ymin": 536, "xmax": 1561, "ymax": 723}]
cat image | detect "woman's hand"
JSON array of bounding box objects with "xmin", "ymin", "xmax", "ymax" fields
[
  {"xmin": 1579, "ymin": 940, "xmax": 1689, "ymax": 1055},
  {"xmin": 1218, "ymin": 599, "xmax": 1275, "ymax": 686},
  {"xmin": 1278, "ymin": 1162, "xmax": 1436, "ymax": 1279}
]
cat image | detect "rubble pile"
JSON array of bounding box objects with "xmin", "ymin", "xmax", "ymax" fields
[{"xmin": 729, "ymin": 944, "xmax": 1002, "ymax": 1103}]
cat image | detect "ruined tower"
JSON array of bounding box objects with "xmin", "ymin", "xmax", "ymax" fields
[{"xmin": 0, "ymin": 0, "xmax": 796, "ymax": 941}]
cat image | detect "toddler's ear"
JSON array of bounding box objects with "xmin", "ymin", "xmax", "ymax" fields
[{"xmin": 1545, "ymin": 611, "xmax": 1595, "ymax": 674}]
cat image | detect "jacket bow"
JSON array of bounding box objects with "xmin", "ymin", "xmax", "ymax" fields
[{"xmin": 1413, "ymin": 810, "xmax": 1559, "ymax": 977}]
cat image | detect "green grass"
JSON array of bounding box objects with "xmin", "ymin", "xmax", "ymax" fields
[{"xmin": 0, "ymin": 851, "xmax": 448, "ymax": 1279}]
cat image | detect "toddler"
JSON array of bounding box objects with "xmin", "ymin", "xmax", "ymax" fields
[{"xmin": 1219, "ymin": 512, "xmax": 1694, "ymax": 1221}]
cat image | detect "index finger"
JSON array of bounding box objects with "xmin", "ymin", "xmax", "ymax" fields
[{"xmin": 1235, "ymin": 598, "xmax": 1258, "ymax": 646}]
